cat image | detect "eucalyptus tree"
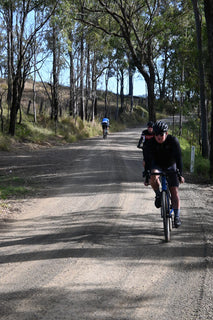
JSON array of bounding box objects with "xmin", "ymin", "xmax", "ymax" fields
[
  {"xmin": 157, "ymin": 7, "xmax": 196, "ymax": 102},
  {"xmin": 44, "ymin": 10, "xmax": 69, "ymax": 127},
  {"xmin": 204, "ymin": 0, "xmax": 213, "ymax": 177},
  {"xmin": 0, "ymin": 1, "xmax": 14, "ymax": 111},
  {"xmin": 56, "ymin": 1, "xmax": 77, "ymax": 117},
  {"xmin": 89, "ymin": 31, "xmax": 118, "ymax": 119},
  {"xmin": 60, "ymin": 0, "xmax": 111, "ymax": 121},
  {"xmin": 77, "ymin": 0, "xmax": 186, "ymax": 122},
  {"xmin": 113, "ymin": 42, "xmax": 129, "ymax": 116},
  {"xmin": 191, "ymin": 0, "xmax": 209, "ymax": 158},
  {"xmin": 0, "ymin": 0, "xmax": 58, "ymax": 136}
]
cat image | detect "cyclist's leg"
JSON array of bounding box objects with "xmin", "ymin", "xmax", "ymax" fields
[
  {"xmin": 169, "ymin": 186, "xmax": 180, "ymax": 209},
  {"xmin": 150, "ymin": 166, "xmax": 161, "ymax": 208},
  {"xmin": 167, "ymin": 164, "xmax": 181, "ymax": 227},
  {"xmin": 102, "ymin": 124, "xmax": 106, "ymax": 135},
  {"xmin": 149, "ymin": 167, "xmax": 161, "ymax": 191},
  {"xmin": 169, "ymin": 186, "xmax": 181, "ymax": 227},
  {"xmin": 167, "ymin": 164, "xmax": 180, "ymax": 209}
]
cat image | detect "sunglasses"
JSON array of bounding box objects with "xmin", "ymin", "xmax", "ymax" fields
[{"xmin": 156, "ymin": 132, "xmax": 165, "ymax": 137}]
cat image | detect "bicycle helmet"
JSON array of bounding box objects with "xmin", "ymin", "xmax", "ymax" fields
[
  {"xmin": 147, "ymin": 121, "xmax": 154, "ymax": 128},
  {"xmin": 153, "ymin": 121, "xmax": 168, "ymax": 135}
]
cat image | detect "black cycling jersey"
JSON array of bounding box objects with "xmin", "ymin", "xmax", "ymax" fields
[
  {"xmin": 137, "ymin": 129, "xmax": 154, "ymax": 147},
  {"xmin": 143, "ymin": 135, "xmax": 183, "ymax": 175}
]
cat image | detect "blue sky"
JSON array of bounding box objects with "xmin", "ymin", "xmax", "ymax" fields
[
  {"xmin": 110, "ymin": 75, "xmax": 146, "ymax": 97},
  {"xmin": 97, "ymin": 71, "xmax": 147, "ymax": 97}
]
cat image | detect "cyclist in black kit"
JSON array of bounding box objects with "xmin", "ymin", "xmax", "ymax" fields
[
  {"xmin": 143, "ymin": 121, "xmax": 185, "ymax": 228},
  {"xmin": 137, "ymin": 121, "xmax": 154, "ymax": 149},
  {"xmin": 137, "ymin": 121, "xmax": 154, "ymax": 171}
]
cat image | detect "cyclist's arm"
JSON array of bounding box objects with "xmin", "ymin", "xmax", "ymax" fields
[
  {"xmin": 173, "ymin": 137, "xmax": 185, "ymax": 183},
  {"xmin": 137, "ymin": 136, "xmax": 144, "ymax": 148},
  {"xmin": 143, "ymin": 141, "xmax": 152, "ymax": 172}
]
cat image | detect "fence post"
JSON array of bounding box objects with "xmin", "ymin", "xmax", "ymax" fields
[{"xmin": 190, "ymin": 146, "xmax": 195, "ymax": 173}]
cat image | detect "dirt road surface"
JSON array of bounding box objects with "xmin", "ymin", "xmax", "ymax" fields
[{"xmin": 0, "ymin": 128, "xmax": 213, "ymax": 320}]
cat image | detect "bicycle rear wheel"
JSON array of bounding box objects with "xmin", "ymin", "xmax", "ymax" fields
[
  {"xmin": 161, "ymin": 191, "xmax": 171, "ymax": 242},
  {"xmin": 103, "ymin": 129, "xmax": 108, "ymax": 139}
]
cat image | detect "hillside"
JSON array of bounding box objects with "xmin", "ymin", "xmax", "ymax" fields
[{"xmin": 0, "ymin": 78, "xmax": 148, "ymax": 150}]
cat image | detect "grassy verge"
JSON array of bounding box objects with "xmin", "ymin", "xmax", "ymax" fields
[
  {"xmin": 0, "ymin": 176, "xmax": 31, "ymax": 200},
  {"xmin": 0, "ymin": 115, "xmax": 104, "ymax": 148},
  {"xmin": 0, "ymin": 105, "xmax": 149, "ymax": 150},
  {"xmin": 179, "ymin": 136, "xmax": 210, "ymax": 179}
]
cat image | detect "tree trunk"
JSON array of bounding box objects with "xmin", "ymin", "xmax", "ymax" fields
[
  {"xmin": 115, "ymin": 67, "xmax": 119, "ymax": 120},
  {"xmin": 52, "ymin": 22, "xmax": 59, "ymax": 128},
  {"xmin": 27, "ymin": 100, "xmax": 31, "ymax": 114},
  {"xmin": 160, "ymin": 46, "xmax": 169, "ymax": 100},
  {"xmin": 135, "ymin": 42, "xmax": 156, "ymax": 122},
  {"xmin": 6, "ymin": 4, "xmax": 13, "ymax": 115},
  {"xmin": 8, "ymin": 77, "xmax": 20, "ymax": 135},
  {"xmin": 33, "ymin": 13, "xmax": 37, "ymax": 123},
  {"xmin": 0, "ymin": 97, "xmax": 4, "ymax": 132},
  {"xmin": 80, "ymin": 34, "xmax": 85, "ymax": 121},
  {"xmin": 146, "ymin": 77, "xmax": 156, "ymax": 122},
  {"xmin": 85, "ymin": 44, "xmax": 91, "ymax": 121},
  {"xmin": 192, "ymin": 0, "xmax": 209, "ymax": 158},
  {"xmin": 128, "ymin": 67, "xmax": 134, "ymax": 113},
  {"xmin": 79, "ymin": 5, "xmax": 85, "ymax": 121},
  {"xmin": 204, "ymin": 0, "xmax": 213, "ymax": 177},
  {"xmin": 91, "ymin": 51, "xmax": 97, "ymax": 121},
  {"xmin": 68, "ymin": 34, "xmax": 75, "ymax": 117},
  {"xmin": 104, "ymin": 71, "xmax": 109, "ymax": 116},
  {"xmin": 120, "ymin": 68, "xmax": 124, "ymax": 113}
]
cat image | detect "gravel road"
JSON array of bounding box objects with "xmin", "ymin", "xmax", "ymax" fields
[{"xmin": 0, "ymin": 128, "xmax": 213, "ymax": 320}]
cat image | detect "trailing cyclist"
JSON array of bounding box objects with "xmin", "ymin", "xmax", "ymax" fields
[
  {"xmin": 101, "ymin": 117, "xmax": 110, "ymax": 137},
  {"xmin": 137, "ymin": 121, "xmax": 154, "ymax": 149},
  {"xmin": 137, "ymin": 121, "xmax": 154, "ymax": 171},
  {"xmin": 143, "ymin": 121, "xmax": 185, "ymax": 228}
]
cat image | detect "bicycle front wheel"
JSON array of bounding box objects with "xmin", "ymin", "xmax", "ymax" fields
[{"xmin": 161, "ymin": 191, "xmax": 171, "ymax": 242}]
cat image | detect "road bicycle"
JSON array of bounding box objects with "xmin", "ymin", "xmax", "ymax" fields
[{"xmin": 147, "ymin": 170, "xmax": 180, "ymax": 242}]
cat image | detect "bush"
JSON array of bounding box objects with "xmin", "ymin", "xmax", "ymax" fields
[{"xmin": 0, "ymin": 135, "xmax": 11, "ymax": 151}]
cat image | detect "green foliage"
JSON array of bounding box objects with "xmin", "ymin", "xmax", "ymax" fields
[
  {"xmin": 0, "ymin": 176, "xmax": 31, "ymax": 199},
  {"xmin": 120, "ymin": 105, "xmax": 148, "ymax": 126},
  {"xmin": 0, "ymin": 185, "xmax": 29, "ymax": 199}
]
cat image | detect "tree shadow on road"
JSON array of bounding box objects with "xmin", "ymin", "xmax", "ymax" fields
[{"xmin": 0, "ymin": 202, "xmax": 211, "ymax": 268}]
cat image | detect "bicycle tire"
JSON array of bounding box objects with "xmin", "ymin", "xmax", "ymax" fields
[
  {"xmin": 161, "ymin": 191, "xmax": 171, "ymax": 242},
  {"xmin": 103, "ymin": 129, "xmax": 108, "ymax": 139}
]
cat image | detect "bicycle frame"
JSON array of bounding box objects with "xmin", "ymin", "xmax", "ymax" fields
[
  {"xmin": 161, "ymin": 175, "xmax": 167, "ymax": 191},
  {"xmin": 151, "ymin": 171, "xmax": 174, "ymax": 242}
]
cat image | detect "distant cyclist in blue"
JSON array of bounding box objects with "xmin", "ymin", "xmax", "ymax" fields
[
  {"xmin": 101, "ymin": 117, "xmax": 110, "ymax": 135},
  {"xmin": 143, "ymin": 121, "xmax": 185, "ymax": 228}
]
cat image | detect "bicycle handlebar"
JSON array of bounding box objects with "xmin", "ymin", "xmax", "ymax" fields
[{"xmin": 145, "ymin": 169, "xmax": 182, "ymax": 182}]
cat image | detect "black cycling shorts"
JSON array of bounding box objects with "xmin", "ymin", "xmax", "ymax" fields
[
  {"xmin": 102, "ymin": 123, "xmax": 108, "ymax": 129},
  {"xmin": 151, "ymin": 163, "xmax": 179, "ymax": 187}
]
